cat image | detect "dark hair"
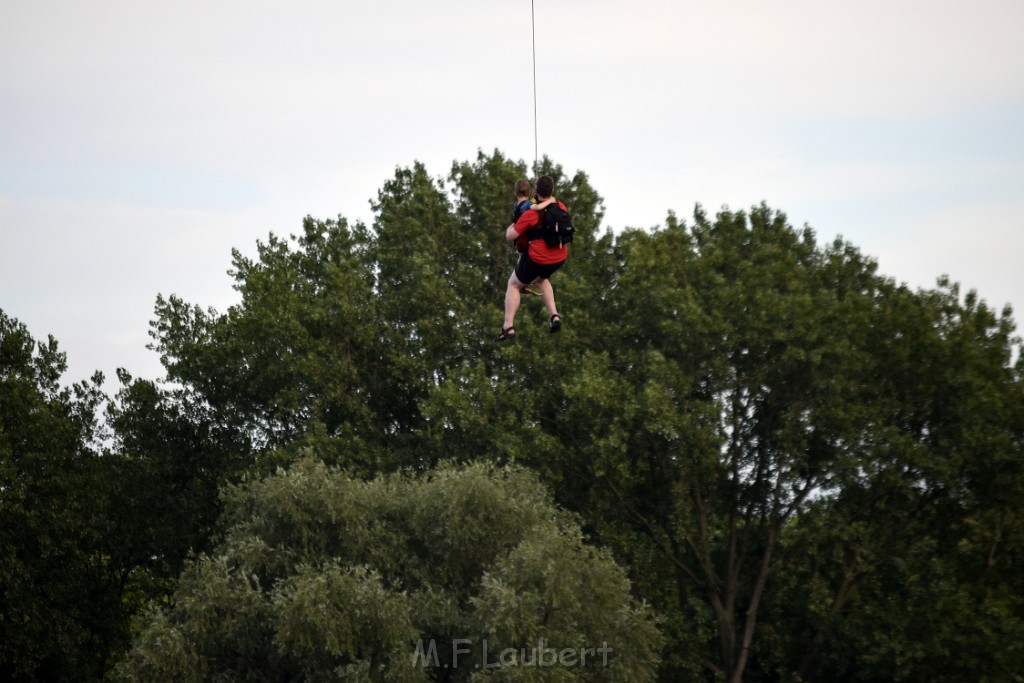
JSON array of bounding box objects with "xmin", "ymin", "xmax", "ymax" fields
[
  {"xmin": 514, "ymin": 179, "xmax": 530, "ymax": 197},
  {"xmin": 535, "ymin": 175, "xmax": 554, "ymax": 199}
]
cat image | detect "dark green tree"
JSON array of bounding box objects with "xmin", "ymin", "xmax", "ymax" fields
[
  {"xmin": 421, "ymin": 203, "xmax": 1024, "ymax": 681},
  {"xmin": 118, "ymin": 151, "xmax": 1024, "ymax": 681},
  {"xmin": 0, "ymin": 309, "xmax": 120, "ymax": 680},
  {"xmin": 758, "ymin": 281, "xmax": 1024, "ymax": 682},
  {"xmin": 149, "ymin": 215, "xmax": 379, "ymax": 456},
  {"xmin": 105, "ymin": 370, "xmax": 251, "ymax": 586},
  {"xmin": 144, "ymin": 150, "xmax": 606, "ymax": 474}
]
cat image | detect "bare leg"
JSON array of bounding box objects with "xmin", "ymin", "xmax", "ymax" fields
[
  {"xmin": 538, "ymin": 279, "xmax": 558, "ymax": 318},
  {"xmin": 503, "ymin": 272, "xmax": 525, "ymax": 330}
]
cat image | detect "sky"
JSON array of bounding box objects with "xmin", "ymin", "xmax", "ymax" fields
[{"xmin": 2, "ymin": 0, "xmax": 1023, "ymax": 392}]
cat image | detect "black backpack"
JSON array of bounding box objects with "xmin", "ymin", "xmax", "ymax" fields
[{"xmin": 535, "ymin": 203, "xmax": 574, "ymax": 248}]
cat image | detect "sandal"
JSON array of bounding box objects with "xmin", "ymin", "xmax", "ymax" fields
[
  {"xmin": 496, "ymin": 326, "xmax": 516, "ymax": 342},
  {"xmin": 549, "ymin": 314, "xmax": 562, "ymax": 334}
]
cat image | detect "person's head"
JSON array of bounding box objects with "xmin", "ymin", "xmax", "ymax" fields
[
  {"xmin": 535, "ymin": 175, "xmax": 554, "ymax": 199},
  {"xmin": 514, "ymin": 179, "xmax": 530, "ymax": 199}
]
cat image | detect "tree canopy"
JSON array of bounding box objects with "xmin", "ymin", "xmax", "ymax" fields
[
  {"xmin": 112, "ymin": 460, "xmax": 663, "ymax": 682},
  {"xmin": 0, "ymin": 310, "xmax": 117, "ymax": 680},
  {"xmin": 3, "ymin": 149, "xmax": 1022, "ymax": 681}
]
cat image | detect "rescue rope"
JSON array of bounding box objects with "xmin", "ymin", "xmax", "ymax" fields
[{"xmin": 531, "ymin": 0, "xmax": 538, "ymax": 175}]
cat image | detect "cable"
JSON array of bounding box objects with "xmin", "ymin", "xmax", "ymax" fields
[{"xmin": 531, "ymin": 0, "xmax": 538, "ymax": 176}]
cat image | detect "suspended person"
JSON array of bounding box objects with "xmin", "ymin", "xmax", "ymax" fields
[
  {"xmin": 511, "ymin": 178, "xmax": 533, "ymax": 223},
  {"xmin": 511, "ymin": 178, "xmax": 544, "ymax": 297},
  {"xmin": 512, "ymin": 177, "xmax": 560, "ymax": 222},
  {"xmin": 495, "ymin": 175, "xmax": 568, "ymax": 341}
]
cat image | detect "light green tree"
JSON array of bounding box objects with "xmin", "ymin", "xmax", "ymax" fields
[{"xmin": 113, "ymin": 459, "xmax": 662, "ymax": 682}]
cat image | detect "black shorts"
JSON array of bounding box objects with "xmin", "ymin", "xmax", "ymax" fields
[{"xmin": 515, "ymin": 252, "xmax": 565, "ymax": 285}]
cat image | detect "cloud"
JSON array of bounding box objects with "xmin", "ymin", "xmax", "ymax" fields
[
  {"xmin": 872, "ymin": 201, "xmax": 1024, "ymax": 315},
  {"xmin": 2, "ymin": 0, "xmax": 1023, "ymax": 391},
  {"xmin": 547, "ymin": 0, "xmax": 1024, "ymax": 118},
  {"xmin": 0, "ymin": 195, "xmax": 282, "ymax": 387}
]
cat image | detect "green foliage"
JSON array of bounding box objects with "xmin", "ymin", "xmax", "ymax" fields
[
  {"xmin": 11, "ymin": 149, "xmax": 1022, "ymax": 681},
  {"xmin": 414, "ymin": 199, "xmax": 1024, "ymax": 681},
  {"xmin": 131, "ymin": 151, "xmax": 1024, "ymax": 681},
  {"xmin": 145, "ymin": 151, "xmax": 606, "ymax": 474},
  {"xmin": 0, "ymin": 309, "xmax": 119, "ymax": 680},
  {"xmin": 106, "ymin": 369, "xmax": 249, "ymax": 581},
  {"xmin": 150, "ymin": 215, "xmax": 380, "ymax": 453},
  {"xmin": 112, "ymin": 460, "xmax": 663, "ymax": 681},
  {"xmin": 755, "ymin": 277, "xmax": 1024, "ymax": 682}
]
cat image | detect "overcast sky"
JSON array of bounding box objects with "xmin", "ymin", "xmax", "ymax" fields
[{"xmin": 2, "ymin": 0, "xmax": 1023, "ymax": 391}]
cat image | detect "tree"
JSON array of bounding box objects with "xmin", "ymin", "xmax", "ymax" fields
[
  {"xmin": 422, "ymin": 203, "xmax": 1024, "ymax": 681},
  {"xmin": 757, "ymin": 281, "xmax": 1024, "ymax": 682},
  {"xmin": 0, "ymin": 310, "xmax": 252, "ymax": 681},
  {"xmin": 149, "ymin": 215, "xmax": 380, "ymax": 457},
  {"xmin": 145, "ymin": 150, "xmax": 606, "ymax": 474},
  {"xmin": 105, "ymin": 369, "xmax": 251, "ymax": 586},
  {"xmin": 123, "ymin": 152, "xmax": 1024, "ymax": 680},
  {"xmin": 0, "ymin": 309, "xmax": 121, "ymax": 680},
  {"xmin": 112, "ymin": 459, "xmax": 663, "ymax": 682}
]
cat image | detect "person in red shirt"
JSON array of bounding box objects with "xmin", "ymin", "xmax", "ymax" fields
[{"xmin": 496, "ymin": 175, "xmax": 566, "ymax": 341}]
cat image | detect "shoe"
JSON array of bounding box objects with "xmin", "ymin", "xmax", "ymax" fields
[
  {"xmin": 549, "ymin": 315, "xmax": 562, "ymax": 333},
  {"xmin": 523, "ymin": 284, "xmax": 543, "ymax": 297}
]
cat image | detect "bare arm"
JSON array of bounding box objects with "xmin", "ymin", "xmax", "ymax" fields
[
  {"xmin": 531, "ymin": 197, "xmax": 556, "ymax": 210},
  {"xmin": 505, "ymin": 224, "xmax": 520, "ymax": 241}
]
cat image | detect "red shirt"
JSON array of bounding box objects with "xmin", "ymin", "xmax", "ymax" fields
[{"xmin": 513, "ymin": 201, "xmax": 569, "ymax": 264}]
